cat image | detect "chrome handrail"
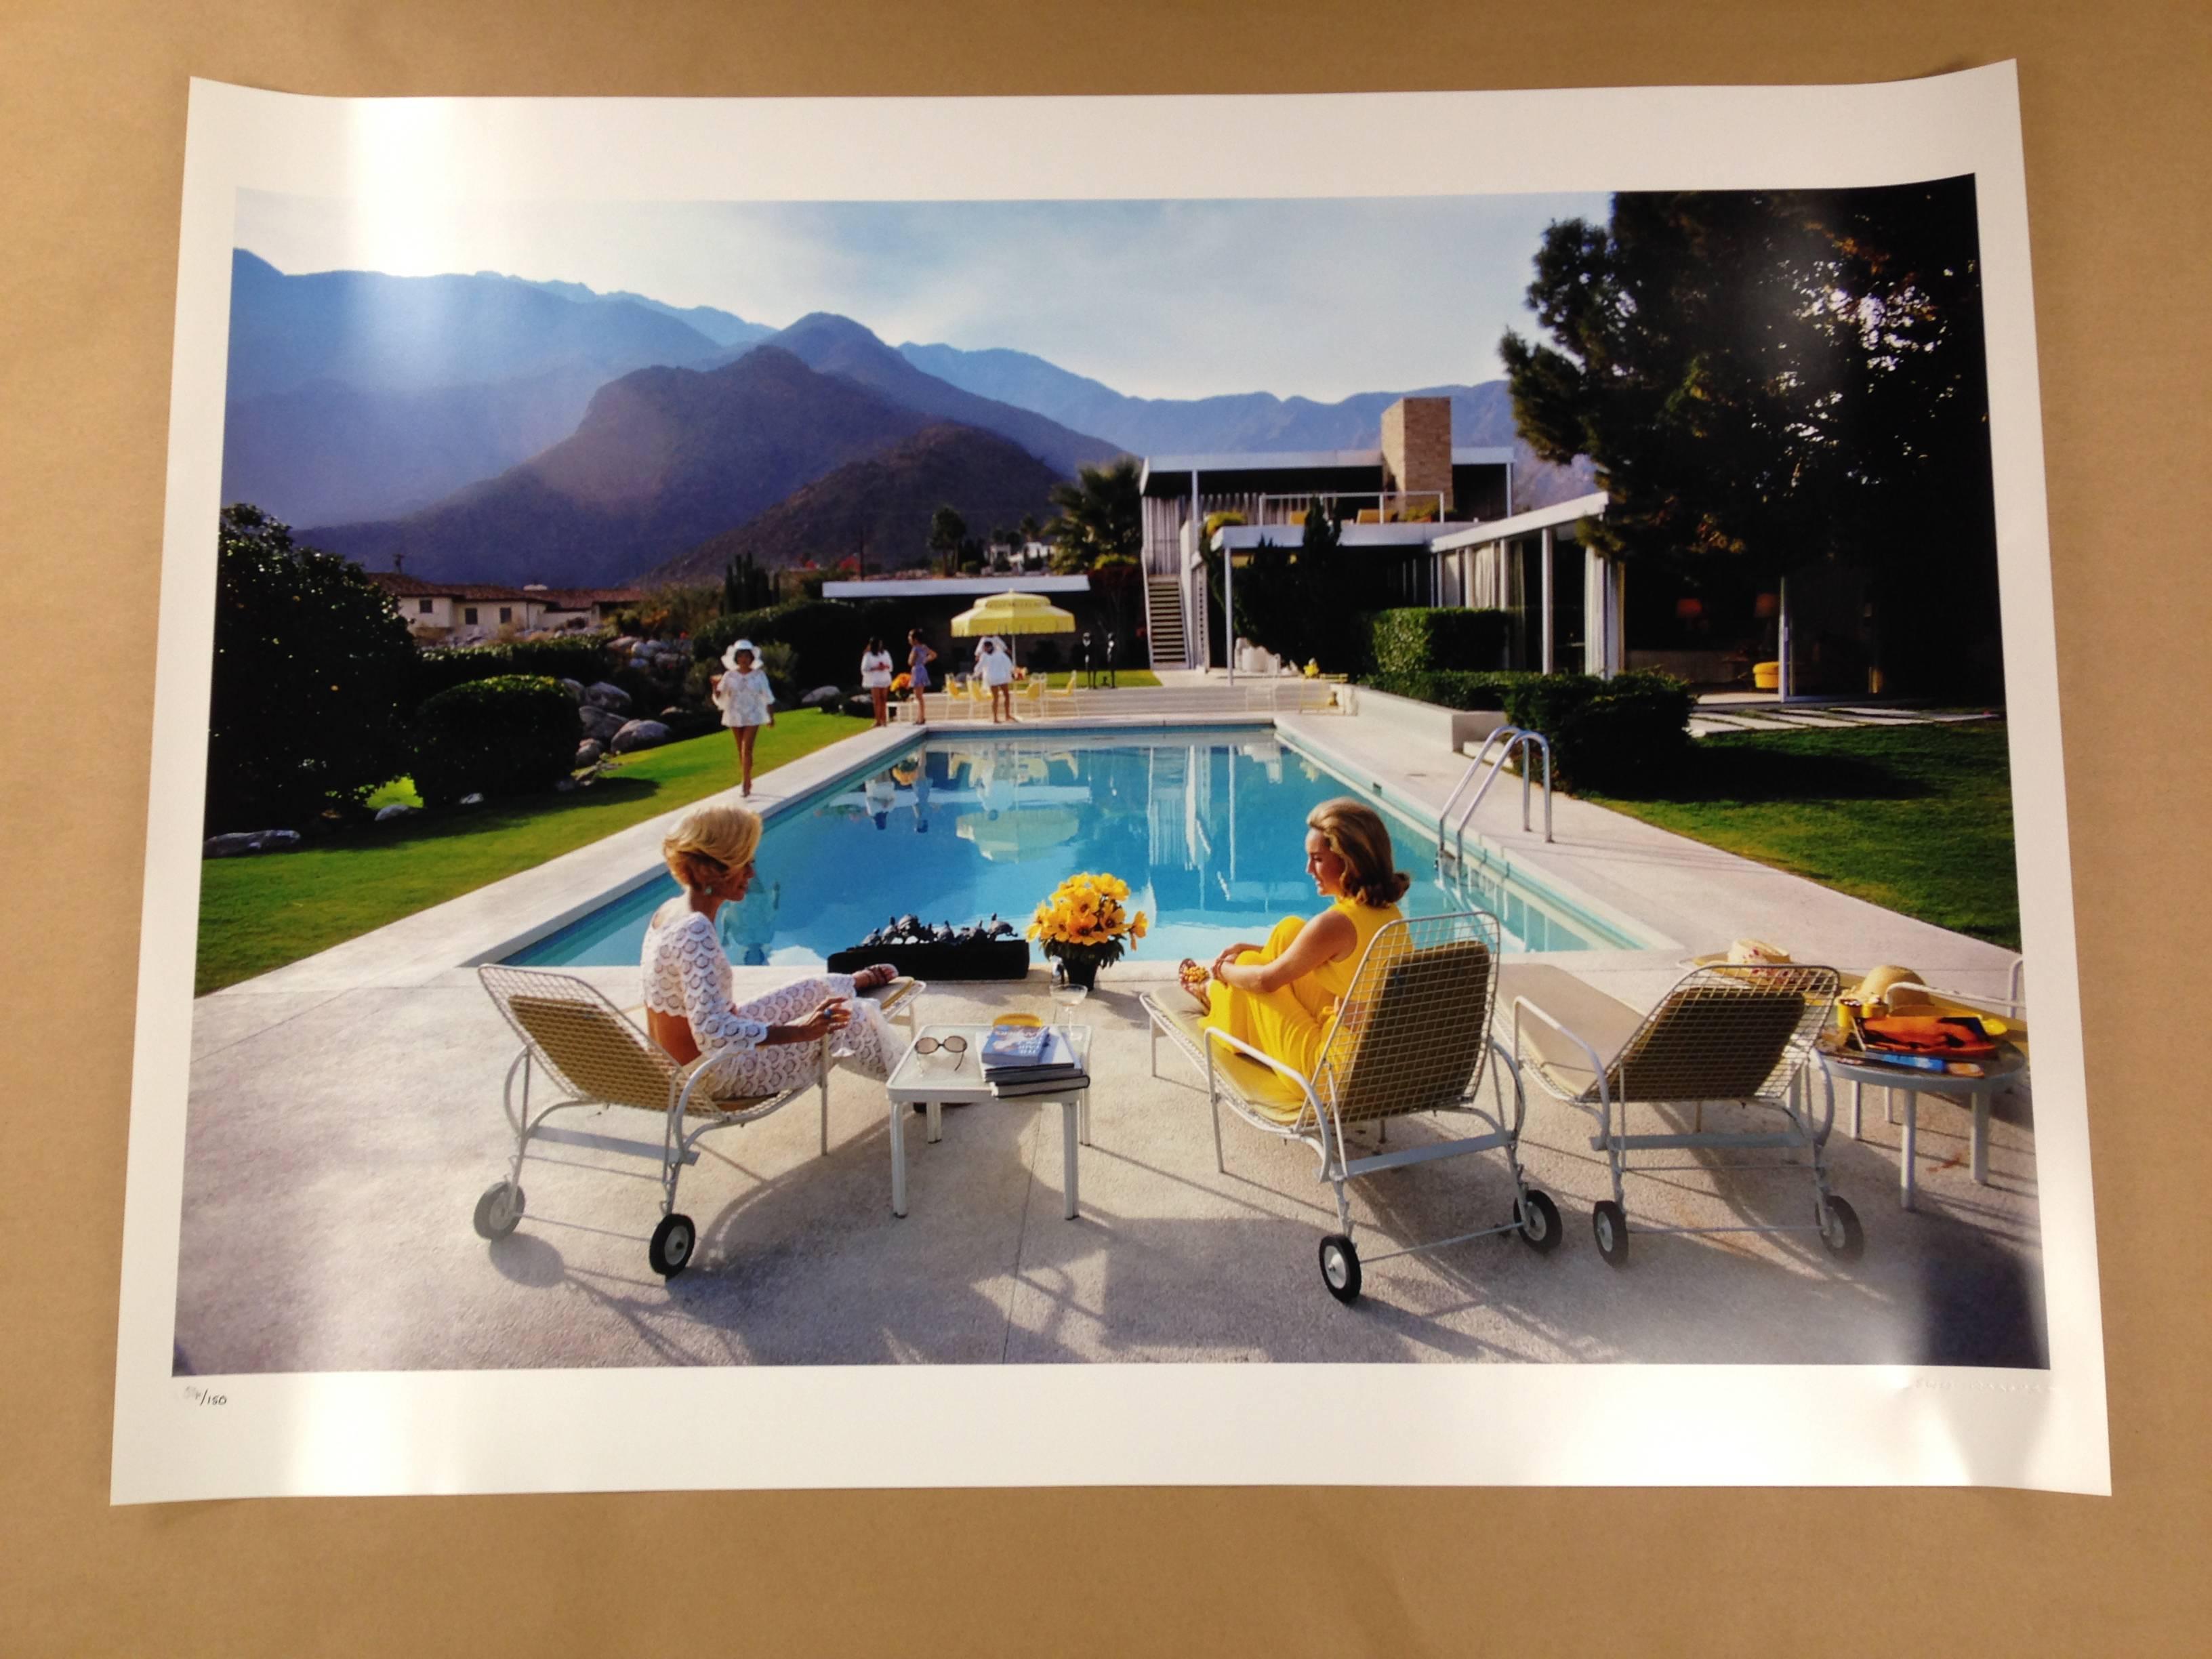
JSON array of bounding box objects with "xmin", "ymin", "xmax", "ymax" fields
[{"xmin": 1439, "ymin": 726, "xmax": 1553, "ymax": 862}]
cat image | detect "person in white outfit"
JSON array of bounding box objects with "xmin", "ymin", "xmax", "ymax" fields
[
  {"xmin": 859, "ymin": 636, "xmax": 895, "ymax": 727},
  {"xmin": 642, "ymin": 802, "xmax": 899, "ymax": 1097},
  {"xmin": 714, "ymin": 638, "xmax": 775, "ymax": 796},
  {"xmin": 977, "ymin": 635, "xmax": 1017, "ymax": 724}
]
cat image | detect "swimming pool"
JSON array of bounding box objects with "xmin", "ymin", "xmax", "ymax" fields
[{"xmin": 505, "ymin": 728, "xmax": 1646, "ymax": 969}]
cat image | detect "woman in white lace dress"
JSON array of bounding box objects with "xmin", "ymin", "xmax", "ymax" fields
[{"xmin": 643, "ymin": 802, "xmax": 900, "ymax": 1095}]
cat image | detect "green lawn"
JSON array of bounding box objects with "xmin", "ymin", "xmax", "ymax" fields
[
  {"xmin": 196, "ymin": 712, "xmax": 865, "ymax": 995},
  {"xmin": 1041, "ymin": 668, "xmax": 1161, "ymax": 689},
  {"xmin": 1581, "ymin": 721, "xmax": 2021, "ymax": 949}
]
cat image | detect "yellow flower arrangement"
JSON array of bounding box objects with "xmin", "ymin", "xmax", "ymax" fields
[{"xmin": 1028, "ymin": 872, "xmax": 1148, "ymax": 979}]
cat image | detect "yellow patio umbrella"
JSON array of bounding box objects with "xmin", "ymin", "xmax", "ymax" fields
[{"xmin": 947, "ymin": 590, "xmax": 1077, "ymax": 670}]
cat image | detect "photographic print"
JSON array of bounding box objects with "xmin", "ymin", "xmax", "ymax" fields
[{"xmin": 115, "ymin": 69, "xmax": 2107, "ymax": 1499}]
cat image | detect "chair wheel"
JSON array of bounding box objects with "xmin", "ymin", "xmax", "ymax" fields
[
  {"xmin": 1593, "ymin": 1200, "xmax": 1630, "ymax": 1267},
  {"xmin": 1318, "ymin": 1233, "xmax": 1362, "ymax": 1304},
  {"xmin": 1816, "ymin": 1193, "xmax": 1864, "ymax": 1261},
  {"xmin": 649, "ymin": 1212, "xmax": 697, "ymax": 1278},
  {"xmin": 1516, "ymin": 1189, "xmax": 1563, "ymax": 1254},
  {"xmin": 472, "ymin": 1181, "xmax": 525, "ymax": 1240}
]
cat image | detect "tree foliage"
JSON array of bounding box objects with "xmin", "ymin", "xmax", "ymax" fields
[
  {"xmin": 206, "ymin": 504, "xmax": 417, "ymax": 832},
  {"xmin": 1502, "ymin": 183, "xmax": 1995, "ymax": 571},
  {"xmin": 1046, "ymin": 456, "xmax": 1143, "ymax": 572}
]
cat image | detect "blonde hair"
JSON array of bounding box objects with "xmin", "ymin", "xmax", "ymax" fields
[
  {"xmin": 661, "ymin": 802, "xmax": 762, "ymax": 893},
  {"xmin": 1306, "ymin": 798, "xmax": 1411, "ymax": 908}
]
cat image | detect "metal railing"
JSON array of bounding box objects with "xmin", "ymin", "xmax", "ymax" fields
[{"xmin": 1437, "ymin": 726, "xmax": 1553, "ymax": 863}]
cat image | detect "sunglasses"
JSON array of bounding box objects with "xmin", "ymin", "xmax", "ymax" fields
[{"xmin": 913, "ymin": 1034, "xmax": 969, "ymax": 1057}]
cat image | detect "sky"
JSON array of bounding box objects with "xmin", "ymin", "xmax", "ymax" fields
[{"xmin": 234, "ymin": 193, "xmax": 1613, "ymax": 402}]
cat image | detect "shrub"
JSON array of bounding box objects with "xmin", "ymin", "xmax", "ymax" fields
[
  {"xmin": 206, "ymin": 505, "xmax": 417, "ymax": 832},
  {"xmin": 411, "ymin": 675, "xmax": 582, "ymax": 806},
  {"xmin": 694, "ymin": 598, "xmax": 907, "ymax": 690},
  {"xmin": 1498, "ymin": 671, "xmax": 1695, "ymax": 792},
  {"xmin": 413, "ymin": 635, "xmax": 611, "ymax": 711},
  {"xmin": 1368, "ymin": 670, "xmax": 1527, "ymax": 712},
  {"xmin": 1366, "ymin": 608, "xmax": 1512, "ymax": 676}
]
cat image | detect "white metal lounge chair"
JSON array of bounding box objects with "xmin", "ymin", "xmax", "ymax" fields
[
  {"xmin": 1141, "ymin": 911, "xmax": 1559, "ymax": 1304},
  {"xmin": 474, "ymin": 966, "xmax": 922, "ymax": 1279},
  {"xmin": 1512, "ymin": 962, "xmax": 1856, "ymax": 1267}
]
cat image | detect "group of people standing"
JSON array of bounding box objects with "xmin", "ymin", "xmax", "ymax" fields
[{"xmin": 859, "ymin": 629, "xmax": 1017, "ymax": 727}]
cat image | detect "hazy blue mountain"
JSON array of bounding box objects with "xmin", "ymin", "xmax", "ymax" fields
[
  {"xmin": 770, "ymin": 313, "xmax": 1123, "ymax": 476},
  {"xmin": 647, "ymin": 423, "xmax": 1068, "ymax": 584},
  {"xmin": 225, "ymin": 250, "xmax": 725, "ymax": 402},
  {"xmin": 303, "ymin": 347, "xmax": 938, "ymax": 589},
  {"xmin": 507, "ymin": 276, "xmax": 775, "ymax": 348}
]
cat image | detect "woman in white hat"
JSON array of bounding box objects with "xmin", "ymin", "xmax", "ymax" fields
[{"xmin": 715, "ymin": 638, "xmax": 775, "ymax": 798}]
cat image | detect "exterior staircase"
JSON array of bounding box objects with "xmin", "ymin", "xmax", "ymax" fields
[{"xmin": 1145, "ymin": 576, "xmax": 1189, "ymax": 670}]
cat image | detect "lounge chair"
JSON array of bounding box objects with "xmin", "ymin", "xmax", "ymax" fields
[
  {"xmin": 1141, "ymin": 911, "xmax": 1560, "ymax": 1304},
  {"xmin": 1511, "ymin": 962, "xmax": 1857, "ymax": 1267},
  {"xmin": 472, "ymin": 966, "xmax": 922, "ymax": 1278}
]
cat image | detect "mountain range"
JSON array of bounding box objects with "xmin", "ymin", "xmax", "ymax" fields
[{"xmin": 226, "ymin": 254, "xmax": 1593, "ymax": 588}]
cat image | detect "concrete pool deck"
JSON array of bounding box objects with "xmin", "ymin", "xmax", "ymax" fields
[{"xmin": 178, "ymin": 706, "xmax": 2041, "ymax": 1373}]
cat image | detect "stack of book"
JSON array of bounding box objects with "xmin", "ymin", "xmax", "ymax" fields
[{"xmin": 979, "ymin": 1025, "xmax": 1089, "ymax": 1097}]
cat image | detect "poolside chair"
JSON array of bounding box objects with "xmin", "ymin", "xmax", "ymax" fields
[
  {"xmin": 1511, "ymin": 962, "xmax": 1858, "ymax": 1267},
  {"xmin": 1140, "ymin": 911, "xmax": 1560, "ymax": 1304},
  {"xmin": 1017, "ymin": 672, "xmax": 1077, "ymax": 718},
  {"xmin": 473, "ymin": 966, "xmax": 922, "ymax": 1279}
]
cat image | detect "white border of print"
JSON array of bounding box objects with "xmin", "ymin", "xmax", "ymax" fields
[{"xmin": 115, "ymin": 66, "xmax": 2107, "ymax": 1502}]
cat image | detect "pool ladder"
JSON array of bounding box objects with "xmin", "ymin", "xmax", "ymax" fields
[{"xmin": 1437, "ymin": 726, "xmax": 1553, "ymax": 867}]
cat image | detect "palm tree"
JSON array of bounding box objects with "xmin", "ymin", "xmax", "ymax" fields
[{"xmin": 1045, "ymin": 457, "xmax": 1143, "ymax": 571}]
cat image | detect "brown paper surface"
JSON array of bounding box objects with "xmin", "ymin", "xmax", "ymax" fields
[{"xmin": 2, "ymin": 1, "xmax": 2206, "ymax": 1650}]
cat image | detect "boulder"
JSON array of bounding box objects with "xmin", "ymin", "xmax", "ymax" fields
[
  {"xmin": 802, "ymin": 684, "xmax": 842, "ymax": 708},
  {"xmin": 553, "ymin": 777, "xmax": 578, "ymax": 793},
  {"xmin": 573, "ymin": 738, "xmax": 605, "ymax": 767},
  {"xmin": 202, "ymin": 829, "xmax": 302, "ymax": 857},
  {"xmin": 558, "ymin": 678, "xmax": 586, "ymax": 703},
  {"xmin": 610, "ymin": 718, "xmax": 671, "ymax": 754},
  {"xmin": 659, "ymin": 705, "xmax": 688, "ymax": 722},
  {"xmin": 583, "ymin": 680, "xmax": 632, "ymax": 713},
  {"xmin": 578, "ymin": 705, "xmax": 627, "ymax": 742},
  {"xmin": 459, "ymin": 792, "xmax": 487, "ymax": 806},
  {"xmin": 373, "ymin": 804, "xmax": 415, "ymax": 822}
]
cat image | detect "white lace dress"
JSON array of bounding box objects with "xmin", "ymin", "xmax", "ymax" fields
[{"xmin": 641, "ymin": 904, "xmax": 896, "ymax": 1095}]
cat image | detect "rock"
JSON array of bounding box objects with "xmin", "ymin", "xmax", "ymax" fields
[
  {"xmin": 202, "ymin": 829, "xmax": 302, "ymax": 858},
  {"xmin": 584, "ymin": 680, "xmax": 632, "ymax": 713},
  {"xmin": 459, "ymin": 792, "xmax": 487, "ymax": 806},
  {"xmin": 558, "ymin": 678, "xmax": 586, "ymax": 703},
  {"xmin": 610, "ymin": 718, "xmax": 671, "ymax": 754},
  {"xmin": 658, "ymin": 705, "xmax": 687, "ymax": 722},
  {"xmin": 573, "ymin": 738, "xmax": 605, "ymax": 767},
  {"xmin": 553, "ymin": 777, "xmax": 577, "ymax": 793},
  {"xmin": 374, "ymin": 804, "xmax": 415, "ymax": 822},
  {"xmin": 802, "ymin": 684, "xmax": 842, "ymax": 708},
  {"xmin": 578, "ymin": 705, "xmax": 627, "ymax": 742}
]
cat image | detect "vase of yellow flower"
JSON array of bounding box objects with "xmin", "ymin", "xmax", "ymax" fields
[{"xmin": 1028, "ymin": 872, "xmax": 1148, "ymax": 989}]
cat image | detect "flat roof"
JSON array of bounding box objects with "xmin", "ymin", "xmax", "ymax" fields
[
  {"xmin": 1139, "ymin": 447, "xmax": 1515, "ymax": 495},
  {"xmin": 1427, "ymin": 491, "xmax": 1610, "ymax": 551},
  {"xmin": 821, "ymin": 575, "xmax": 1091, "ymax": 598},
  {"xmin": 1213, "ymin": 523, "xmax": 1448, "ymax": 550}
]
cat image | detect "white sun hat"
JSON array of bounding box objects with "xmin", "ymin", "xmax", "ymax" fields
[{"xmin": 722, "ymin": 638, "xmax": 760, "ymax": 668}]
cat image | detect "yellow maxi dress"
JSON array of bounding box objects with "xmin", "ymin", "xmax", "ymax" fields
[{"xmin": 1201, "ymin": 896, "xmax": 1402, "ymax": 1121}]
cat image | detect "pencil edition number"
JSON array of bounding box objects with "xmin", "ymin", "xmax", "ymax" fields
[{"xmin": 182, "ymin": 1385, "xmax": 227, "ymax": 1407}]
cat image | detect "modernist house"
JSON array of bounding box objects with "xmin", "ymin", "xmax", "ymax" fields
[
  {"xmin": 366, "ymin": 572, "xmax": 642, "ymax": 644},
  {"xmin": 1139, "ymin": 394, "xmax": 1909, "ymax": 695}
]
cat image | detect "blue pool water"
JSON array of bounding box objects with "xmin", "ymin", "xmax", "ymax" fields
[{"xmin": 506, "ymin": 729, "xmax": 1643, "ymax": 970}]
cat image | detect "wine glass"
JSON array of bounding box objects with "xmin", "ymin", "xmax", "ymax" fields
[{"xmin": 1050, "ymin": 981, "xmax": 1089, "ymax": 1028}]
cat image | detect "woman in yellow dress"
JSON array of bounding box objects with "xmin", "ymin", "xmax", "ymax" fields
[{"xmin": 1179, "ymin": 798, "xmax": 1410, "ymax": 1104}]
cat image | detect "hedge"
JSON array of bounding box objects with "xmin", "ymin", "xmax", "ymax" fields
[
  {"xmin": 411, "ymin": 675, "xmax": 583, "ymax": 806},
  {"xmin": 1366, "ymin": 608, "xmax": 1512, "ymax": 676},
  {"xmin": 1497, "ymin": 671, "xmax": 1696, "ymax": 792},
  {"xmin": 1368, "ymin": 669, "xmax": 1528, "ymax": 710},
  {"xmin": 694, "ymin": 598, "xmax": 911, "ymax": 691},
  {"xmin": 412, "ymin": 635, "xmax": 613, "ymax": 712}
]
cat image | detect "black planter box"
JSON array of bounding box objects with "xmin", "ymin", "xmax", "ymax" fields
[{"xmin": 826, "ymin": 939, "xmax": 1031, "ymax": 981}]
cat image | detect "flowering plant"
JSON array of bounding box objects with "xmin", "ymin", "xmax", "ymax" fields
[
  {"xmin": 890, "ymin": 672, "xmax": 913, "ymax": 699},
  {"xmin": 1029, "ymin": 872, "xmax": 1147, "ymax": 981}
]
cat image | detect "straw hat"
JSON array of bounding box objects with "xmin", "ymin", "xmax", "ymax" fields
[{"xmin": 1855, "ymin": 963, "xmax": 1930, "ymax": 1006}]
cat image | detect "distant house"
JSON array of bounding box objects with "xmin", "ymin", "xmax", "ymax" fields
[{"xmin": 365, "ymin": 573, "xmax": 640, "ymax": 644}]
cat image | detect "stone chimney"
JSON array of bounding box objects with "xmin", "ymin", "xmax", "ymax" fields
[{"xmin": 1379, "ymin": 396, "xmax": 1453, "ymax": 515}]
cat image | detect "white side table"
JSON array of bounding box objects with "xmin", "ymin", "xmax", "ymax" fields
[
  {"xmin": 884, "ymin": 1023, "xmax": 1092, "ymax": 1219},
  {"xmin": 1820, "ymin": 1045, "xmax": 2028, "ymax": 1210}
]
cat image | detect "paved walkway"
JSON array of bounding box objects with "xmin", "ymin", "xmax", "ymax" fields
[{"xmin": 1688, "ymin": 697, "xmax": 2001, "ymax": 738}]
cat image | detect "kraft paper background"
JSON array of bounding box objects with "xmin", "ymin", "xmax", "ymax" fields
[{"xmin": 2, "ymin": 1, "xmax": 2205, "ymax": 1651}]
